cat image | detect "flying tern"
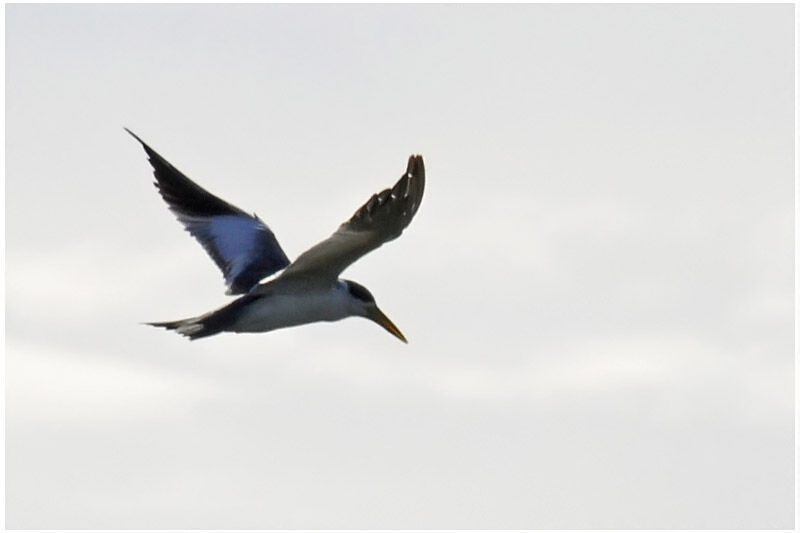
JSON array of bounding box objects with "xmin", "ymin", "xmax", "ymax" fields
[{"xmin": 127, "ymin": 129, "xmax": 424, "ymax": 342}]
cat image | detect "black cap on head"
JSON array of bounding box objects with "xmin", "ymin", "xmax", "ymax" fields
[{"xmin": 344, "ymin": 280, "xmax": 375, "ymax": 304}]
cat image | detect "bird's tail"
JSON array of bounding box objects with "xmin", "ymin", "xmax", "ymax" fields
[
  {"xmin": 146, "ymin": 316, "xmax": 222, "ymax": 340},
  {"xmin": 146, "ymin": 294, "xmax": 259, "ymax": 340}
]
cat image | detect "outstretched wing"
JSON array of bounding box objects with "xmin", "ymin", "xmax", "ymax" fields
[
  {"xmin": 281, "ymin": 155, "xmax": 425, "ymax": 280},
  {"xmin": 127, "ymin": 129, "xmax": 290, "ymax": 294}
]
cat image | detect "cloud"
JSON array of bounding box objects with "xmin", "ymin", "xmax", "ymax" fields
[
  {"xmin": 282, "ymin": 332, "xmax": 791, "ymax": 425},
  {"xmin": 5, "ymin": 339, "xmax": 219, "ymax": 426}
]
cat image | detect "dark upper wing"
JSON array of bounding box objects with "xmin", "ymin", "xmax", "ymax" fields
[
  {"xmin": 281, "ymin": 155, "xmax": 425, "ymax": 280},
  {"xmin": 126, "ymin": 129, "xmax": 290, "ymax": 294}
]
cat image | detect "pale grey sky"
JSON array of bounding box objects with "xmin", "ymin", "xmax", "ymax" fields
[{"xmin": 5, "ymin": 3, "xmax": 794, "ymax": 529}]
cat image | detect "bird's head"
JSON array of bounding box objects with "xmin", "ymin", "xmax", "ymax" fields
[{"xmin": 342, "ymin": 280, "xmax": 407, "ymax": 343}]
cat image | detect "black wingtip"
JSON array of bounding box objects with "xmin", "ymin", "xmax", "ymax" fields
[
  {"xmin": 125, "ymin": 128, "xmax": 155, "ymax": 155},
  {"xmin": 124, "ymin": 127, "xmax": 143, "ymax": 143},
  {"xmin": 406, "ymin": 154, "xmax": 424, "ymax": 179},
  {"xmin": 125, "ymin": 128, "xmax": 163, "ymax": 176}
]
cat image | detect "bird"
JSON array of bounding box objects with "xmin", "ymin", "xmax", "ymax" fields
[{"xmin": 126, "ymin": 129, "xmax": 424, "ymax": 342}]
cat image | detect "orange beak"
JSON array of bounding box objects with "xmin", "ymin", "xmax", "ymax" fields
[{"xmin": 367, "ymin": 306, "xmax": 407, "ymax": 343}]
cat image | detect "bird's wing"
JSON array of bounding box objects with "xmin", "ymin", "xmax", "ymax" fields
[
  {"xmin": 281, "ymin": 155, "xmax": 425, "ymax": 281},
  {"xmin": 127, "ymin": 129, "xmax": 290, "ymax": 294}
]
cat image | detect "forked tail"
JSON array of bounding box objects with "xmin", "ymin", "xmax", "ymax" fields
[
  {"xmin": 146, "ymin": 317, "xmax": 219, "ymax": 340},
  {"xmin": 147, "ymin": 294, "xmax": 260, "ymax": 340}
]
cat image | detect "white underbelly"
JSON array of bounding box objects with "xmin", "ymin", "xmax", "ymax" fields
[{"xmin": 231, "ymin": 292, "xmax": 351, "ymax": 333}]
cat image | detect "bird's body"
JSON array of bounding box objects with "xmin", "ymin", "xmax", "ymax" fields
[
  {"xmin": 128, "ymin": 129, "xmax": 424, "ymax": 342},
  {"xmin": 160, "ymin": 278, "xmax": 367, "ymax": 339},
  {"xmin": 233, "ymin": 279, "xmax": 357, "ymax": 333}
]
